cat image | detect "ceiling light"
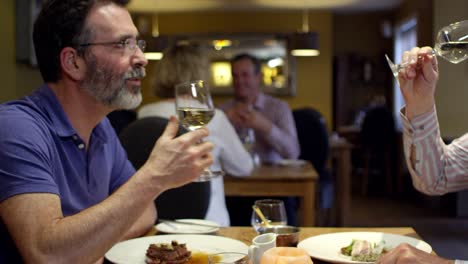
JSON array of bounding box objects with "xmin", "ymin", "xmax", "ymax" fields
[
  {"xmin": 143, "ymin": 14, "xmax": 168, "ymax": 60},
  {"xmin": 144, "ymin": 35, "xmax": 168, "ymax": 60},
  {"xmin": 289, "ymin": 10, "xmax": 320, "ymax": 57},
  {"xmin": 144, "ymin": 52, "xmax": 164, "ymax": 60},
  {"xmin": 267, "ymin": 57, "xmax": 284, "ymax": 68}
]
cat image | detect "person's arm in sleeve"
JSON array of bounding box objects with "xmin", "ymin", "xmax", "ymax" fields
[
  {"xmin": 214, "ymin": 110, "xmax": 254, "ymax": 177},
  {"xmin": 253, "ymin": 102, "xmax": 300, "ymax": 159},
  {"xmin": 401, "ymin": 106, "xmax": 468, "ymax": 195},
  {"xmin": 398, "ymin": 46, "xmax": 468, "ymax": 195}
]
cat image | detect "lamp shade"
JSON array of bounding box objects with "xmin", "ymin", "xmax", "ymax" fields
[
  {"xmin": 144, "ymin": 35, "xmax": 169, "ymax": 60},
  {"xmin": 288, "ymin": 32, "xmax": 320, "ymax": 56}
]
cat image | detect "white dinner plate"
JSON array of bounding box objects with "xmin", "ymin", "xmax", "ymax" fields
[
  {"xmin": 105, "ymin": 234, "xmax": 248, "ymax": 264},
  {"xmin": 277, "ymin": 159, "xmax": 308, "ymax": 166},
  {"xmin": 297, "ymin": 231, "xmax": 432, "ymax": 264},
  {"xmin": 156, "ymin": 219, "xmax": 220, "ymax": 234}
]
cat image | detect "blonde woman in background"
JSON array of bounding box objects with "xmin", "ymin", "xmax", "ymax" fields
[{"xmin": 138, "ymin": 44, "xmax": 254, "ymax": 226}]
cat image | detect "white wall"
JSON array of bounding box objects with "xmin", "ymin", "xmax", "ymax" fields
[{"xmin": 434, "ymin": 0, "xmax": 468, "ymax": 138}]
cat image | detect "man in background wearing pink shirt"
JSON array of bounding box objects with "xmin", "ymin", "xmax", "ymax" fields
[
  {"xmin": 219, "ymin": 53, "xmax": 300, "ymax": 226},
  {"xmin": 219, "ymin": 53, "xmax": 300, "ymax": 164}
]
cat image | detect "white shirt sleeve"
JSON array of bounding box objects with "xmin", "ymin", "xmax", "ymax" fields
[{"xmin": 208, "ymin": 109, "xmax": 254, "ymax": 177}]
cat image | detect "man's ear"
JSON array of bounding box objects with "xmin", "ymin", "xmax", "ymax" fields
[{"xmin": 60, "ymin": 47, "xmax": 85, "ymax": 81}]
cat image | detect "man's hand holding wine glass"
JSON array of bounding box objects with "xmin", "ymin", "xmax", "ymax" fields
[
  {"xmin": 398, "ymin": 46, "xmax": 439, "ymax": 121},
  {"xmin": 142, "ymin": 116, "xmax": 214, "ymax": 191},
  {"xmin": 175, "ymin": 80, "xmax": 224, "ymax": 181}
]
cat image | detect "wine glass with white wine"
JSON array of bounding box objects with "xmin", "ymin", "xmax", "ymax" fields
[
  {"xmin": 175, "ymin": 80, "xmax": 224, "ymax": 182},
  {"xmin": 386, "ymin": 20, "xmax": 468, "ymax": 78}
]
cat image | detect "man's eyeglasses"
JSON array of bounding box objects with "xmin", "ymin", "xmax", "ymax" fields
[{"xmin": 79, "ymin": 39, "xmax": 146, "ymax": 54}]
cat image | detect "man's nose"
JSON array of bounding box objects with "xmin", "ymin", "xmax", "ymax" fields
[{"xmin": 132, "ymin": 47, "xmax": 148, "ymax": 68}]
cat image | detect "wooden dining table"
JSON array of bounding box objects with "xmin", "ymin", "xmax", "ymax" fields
[
  {"xmin": 216, "ymin": 226, "xmax": 421, "ymax": 244},
  {"xmin": 226, "ymin": 226, "xmax": 426, "ymax": 263},
  {"xmin": 223, "ymin": 162, "xmax": 318, "ymax": 226},
  {"xmin": 142, "ymin": 226, "xmax": 429, "ymax": 264}
]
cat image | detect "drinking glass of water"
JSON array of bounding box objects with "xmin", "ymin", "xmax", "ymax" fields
[{"xmin": 251, "ymin": 199, "xmax": 287, "ymax": 233}]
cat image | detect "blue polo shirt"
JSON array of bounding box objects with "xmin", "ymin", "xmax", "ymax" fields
[{"xmin": 0, "ymin": 84, "xmax": 135, "ymax": 262}]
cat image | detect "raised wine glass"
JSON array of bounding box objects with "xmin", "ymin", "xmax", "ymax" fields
[
  {"xmin": 175, "ymin": 80, "xmax": 224, "ymax": 182},
  {"xmin": 385, "ymin": 20, "xmax": 468, "ymax": 78}
]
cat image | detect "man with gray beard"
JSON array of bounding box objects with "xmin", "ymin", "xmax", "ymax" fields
[
  {"xmin": 81, "ymin": 50, "xmax": 146, "ymax": 109},
  {"xmin": 0, "ymin": 0, "xmax": 213, "ymax": 263}
]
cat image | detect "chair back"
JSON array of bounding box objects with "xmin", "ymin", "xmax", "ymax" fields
[
  {"xmin": 119, "ymin": 117, "xmax": 211, "ymax": 220},
  {"xmin": 107, "ymin": 110, "xmax": 136, "ymax": 135},
  {"xmin": 360, "ymin": 105, "xmax": 397, "ymax": 152},
  {"xmin": 292, "ymin": 108, "xmax": 330, "ymax": 174},
  {"xmin": 293, "ymin": 108, "xmax": 333, "ymax": 211},
  {"xmin": 358, "ymin": 105, "xmax": 399, "ymax": 196}
]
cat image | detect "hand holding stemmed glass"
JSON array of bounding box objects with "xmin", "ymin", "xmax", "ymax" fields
[
  {"xmin": 385, "ymin": 20, "xmax": 468, "ymax": 78},
  {"xmin": 175, "ymin": 80, "xmax": 224, "ymax": 182}
]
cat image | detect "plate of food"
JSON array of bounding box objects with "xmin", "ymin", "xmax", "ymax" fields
[
  {"xmin": 297, "ymin": 232, "xmax": 432, "ymax": 264},
  {"xmin": 105, "ymin": 234, "xmax": 249, "ymax": 264},
  {"xmin": 156, "ymin": 219, "xmax": 220, "ymax": 234}
]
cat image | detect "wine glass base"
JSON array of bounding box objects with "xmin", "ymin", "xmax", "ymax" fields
[
  {"xmin": 384, "ymin": 54, "xmax": 399, "ymax": 78},
  {"xmin": 194, "ymin": 170, "xmax": 225, "ymax": 182}
]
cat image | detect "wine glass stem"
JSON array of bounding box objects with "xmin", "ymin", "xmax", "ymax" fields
[{"xmin": 397, "ymin": 49, "xmax": 437, "ymax": 71}]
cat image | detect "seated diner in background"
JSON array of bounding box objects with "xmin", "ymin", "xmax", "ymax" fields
[
  {"xmin": 219, "ymin": 53, "xmax": 300, "ymax": 226},
  {"xmin": 137, "ymin": 43, "xmax": 254, "ymax": 226},
  {"xmin": 0, "ymin": 0, "xmax": 213, "ymax": 263},
  {"xmin": 218, "ymin": 53, "xmax": 300, "ymax": 165},
  {"xmin": 376, "ymin": 47, "xmax": 468, "ymax": 264}
]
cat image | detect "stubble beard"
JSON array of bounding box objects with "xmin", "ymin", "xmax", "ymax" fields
[{"xmin": 80, "ymin": 54, "xmax": 145, "ymax": 110}]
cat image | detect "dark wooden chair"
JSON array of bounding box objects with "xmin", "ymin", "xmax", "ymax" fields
[
  {"xmin": 359, "ymin": 105, "xmax": 398, "ymax": 196},
  {"xmin": 119, "ymin": 116, "xmax": 211, "ymax": 220},
  {"xmin": 293, "ymin": 108, "xmax": 334, "ymax": 225}
]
